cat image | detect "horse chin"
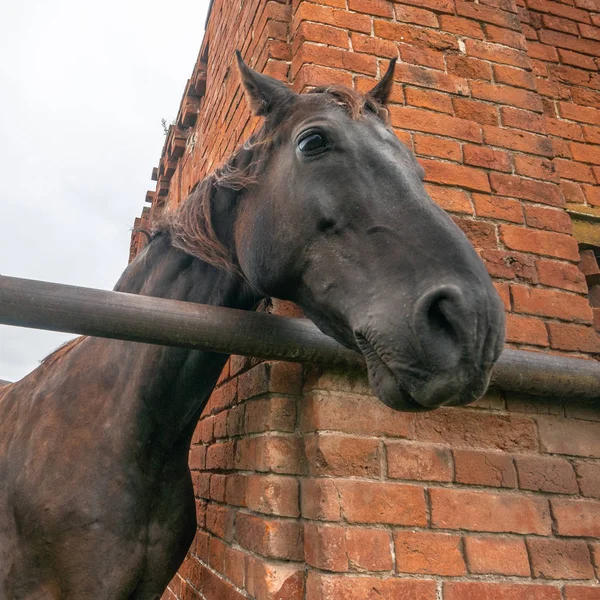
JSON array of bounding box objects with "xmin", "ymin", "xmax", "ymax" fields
[{"xmin": 363, "ymin": 346, "xmax": 494, "ymax": 413}]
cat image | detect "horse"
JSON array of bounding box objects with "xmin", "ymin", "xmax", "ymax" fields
[{"xmin": 0, "ymin": 53, "xmax": 505, "ymax": 599}]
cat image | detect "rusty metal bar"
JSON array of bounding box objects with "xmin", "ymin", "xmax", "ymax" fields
[{"xmin": 0, "ymin": 275, "xmax": 598, "ymax": 400}]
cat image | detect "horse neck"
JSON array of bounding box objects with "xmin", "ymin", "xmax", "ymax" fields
[{"xmin": 102, "ymin": 232, "xmax": 256, "ymax": 453}]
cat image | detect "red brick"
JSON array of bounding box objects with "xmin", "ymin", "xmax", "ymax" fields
[
  {"xmin": 501, "ymin": 107, "xmax": 546, "ymax": 133},
  {"xmin": 559, "ymin": 48, "xmax": 598, "ymax": 70},
  {"xmin": 494, "ymin": 64, "xmax": 537, "ymax": 90},
  {"xmin": 350, "ymin": 32, "xmax": 398, "ymax": 58},
  {"xmin": 516, "ymin": 455, "xmax": 578, "ymax": 493},
  {"xmin": 334, "ymin": 480, "xmax": 427, "ymax": 525},
  {"xmin": 235, "ymin": 513, "xmax": 303, "ymax": 560},
  {"xmin": 559, "ymin": 102, "xmax": 600, "ymax": 125},
  {"xmin": 245, "ymin": 559, "xmax": 305, "ymax": 600},
  {"xmin": 538, "ymin": 416, "xmax": 600, "ymax": 458},
  {"xmin": 293, "ymin": 3, "xmax": 372, "ymax": 34},
  {"xmin": 511, "ymin": 284, "xmax": 592, "ymax": 322},
  {"xmin": 456, "ymin": 0, "xmax": 521, "ymax": 29},
  {"xmin": 294, "ymin": 63, "xmax": 353, "ymax": 91},
  {"xmin": 389, "ymin": 106, "xmax": 483, "ymax": 141},
  {"xmin": 292, "ymin": 22, "xmax": 348, "ymax": 53},
  {"xmin": 394, "ymin": 531, "xmax": 466, "ymax": 575},
  {"xmin": 543, "ymin": 13, "xmax": 580, "ymax": 35},
  {"xmin": 301, "ymin": 478, "xmax": 343, "ymax": 521},
  {"xmin": 430, "ymin": 488, "xmax": 551, "ymax": 534},
  {"xmin": 425, "ymin": 184, "xmax": 473, "ymax": 214},
  {"xmin": 501, "ymin": 225, "xmax": 580, "ymax": 260},
  {"xmin": 439, "ymin": 15, "xmax": 484, "ymax": 38},
  {"xmin": 465, "ymin": 536, "xmax": 531, "ymax": 576},
  {"xmin": 394, "ymin": 62, "xmax": 470, "ymax": 94},
  {"xmin": 348, "ymin": 0, "xmax": 393, "ymax": 17},
  {"xmin": 213, "ymin": 410, "xmax": 228, "ymax": 439},
  {"xmin": 206, "ymin": 503, "xmax": 235, "ymax": 541},
  {"xmin": 405, "ymin": 88, "xmax": 452, "ymax": 115},
  {"xmin": 412, "ymin": 408, "xmax": 538, "ymax": 451},
  {"xmin": 536, "ymin": 259, "xmax": 588, "ymax": 293},
  {"xmin": 453, "ymin": 218, "xmax": 498, "ymax": 249},
  {"xmin": 584, "ymin": 184, "xmax": 600, "ymax": 207},
  {"xmin": 444, "ymin": 581, "xmax": 561, "ymax": 600},
  {"xmin": 524, "ymin": 205, "xmax": 572, "ymax": 233},
  {"xmin": 206, "ymin": 441, "xmax": 235, "ymax": 471},
  {"xmin": 301, "ymin": 392, "xmax": 411, "ymax": 437},
  {"xmin": 575, "ymin": 462, "xmax": 600, "ymax": 499},
  {"xmin": 235, "ymin": 435, "xmax": 305, "ymax": 474},
  {"xmin": 484, "ymin": 126, "xmax": 555, "ymax": 157},
  {"xmin": 305, "ymin": 433, "xmax": 381, "ymax": 477},
  {"xmin": 447, "ymin": 55, "xmax": 493, "ymax": 81},
  {"xmin": 304, "ymin": 523, "xmax": 347, "ymax": 571},
  {"xmin": 223, "ymin": 546, "xmax": 245, "ymax": 589},
  {"xmin": 471, "ymin": 81, "xmax": 544, "ymax": 112},
  {"xmin": 495, "ymin": 281, "xmax": 511, "ymax": 310},
  {"xmin": 420, "ymin": 159, "xmax": 491, "ymax": 192},
  {"xmin": 517, "ymin": 158, "xmax": 559, "ymax": 185},
  {"xmin": 564, "ymin": 587, "xmax": 600, "ymax": 600},
  {"xmin": 539, "ymin": 29, "xmax": 600, "ymax": 57},
  {"xmin": 528, "ymin": 538, "xmax": 595, "ymax": 579},
  {"xmin": 473, "ymin": 193, "xmax": 524, "ymax": 222},
  {"xmin": 244, "ymin": 396, "xmax": 296, "ymax": 433},
  {"xmin": 395, "ymin": 4, "xmax": 439, "ymax": 27},
  {"xmin": 583, "ymin": 125, "xmax": 600, "ymax": 144},
  {"xmin": 480, "ymin": 249, "xmax": 538, "ymax": 282},
  {"xmin": 555, "ymin": 159, "xmax": 596, "ymax": 183},
  {"xmin": 386, "ymin": 441, "xmax": 453, "ymax": 482},
  {"xmin": 374, "ymin": 20, "xmax": 459, "ymax": 52},
  {"xmin": 548, "ymin": 322, "xmax": 600, "ymax": 353},
  {"xmin": 245, "ymin": 474, "xmax": 299, "ymax": 517},
  {"xmin": 454, "ymin": 448, "xmax": 517, "ymax": 487},
  {"xmin": 304, "ymin": 524, "xmax": 393, "ymax": 571},
  {"xmin": 547, "ymin": 118, "xmax": 584, "ymax": 140},
  {"xmin": 454, "ymin": 97, "xmax": 499, "ymax": 126},
  {"xmin": 189, "ymin": 445, "xmax": 207, "ymax": 471},
  {"xmin": 306, "ymin": 572, "xmax": 437, "ymax": 600},
  {"xmin": 393, "ymin": 0, "xmax": 455, "ymax": 12},
  {"xmin": 561, "ymin": 181, "xmax": 586, "ymax": 204},
  {"xmin": 465, "ymin": 146, "xmax": 512, "ymax": 172},
  {"xmin": 196, "ymin": 563, "xmax": 247, "ymax": 600},
  {"xmin": 414, "ymin": 134, "xmax": 462, "ymax": 161},
  {"xmin": 345, "ymin": 527, "xmax": 394, "ymax": 572},
  {"xmin": 506, "ymin": 313, "xmax": 549, "ymax": 346}
]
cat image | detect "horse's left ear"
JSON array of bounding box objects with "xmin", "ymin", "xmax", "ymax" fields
[
  {"xmin": 368, "ymin": 58, "xmax": 397, "ymax": 105},
  {"xmin": 236, "ymin": 51, "xmax": 296, "ymax": 116}
]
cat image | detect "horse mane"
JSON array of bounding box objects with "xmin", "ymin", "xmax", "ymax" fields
[
  {"xmin": 160, "ymin": 85, "xmax": 388, "ymax": 273},
  {"xmin": 41, "ymin": 336, "xmax": 87, "ymax": 369}
]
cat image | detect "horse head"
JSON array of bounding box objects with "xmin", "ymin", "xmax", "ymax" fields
[{"xmin": 174, "ymin": 54, "xmax": 506, "ymax": 412}]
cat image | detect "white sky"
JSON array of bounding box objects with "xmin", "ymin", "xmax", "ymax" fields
[{"xmin": 0, "ymin": 0, "xmax": 211, "ymax": 381}]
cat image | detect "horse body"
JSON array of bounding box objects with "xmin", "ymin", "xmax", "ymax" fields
[
  {"xmin": 0, "ymin": 234, "xmax": 254, "ymax": 599},
  {"xmin": 0, "ymin": 55, "xmax": 505, "ymax": 598}
]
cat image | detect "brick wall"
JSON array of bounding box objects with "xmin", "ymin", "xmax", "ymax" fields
[{"xmin": 128, "ymin": 0, "xmax": 600, "ymax": 597}]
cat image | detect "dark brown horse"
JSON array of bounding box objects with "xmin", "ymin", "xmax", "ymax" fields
[{"xmin": 0, "ymin": 54, "xmax": 505, "ymax": 599}]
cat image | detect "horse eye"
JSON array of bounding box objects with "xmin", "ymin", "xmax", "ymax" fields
[{"xmin": 298, "ymin": 132, "xmax": 328, "ymax": 155}]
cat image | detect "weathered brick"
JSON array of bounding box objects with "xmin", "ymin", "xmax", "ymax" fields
[
  {"xmin": 473, "ymin": 193, "xmax": 524, "ymax": 222},
  {"xmin": 511, "ymin": 284, "xmax": 592, "ymax": 322},
  {"xmin": 334, "ymin": 479, "xmax": 427, "ymax": 525},
  {"xmin": 395, "ymin": 531, "xmax": 466, "ymax": 575},
  {"xmin": 465, "ymin": 146, "xmax": 512, "ymax": 172},
  {"xmin": 548, "ymin": 322, "xmax": 600, "ymax": 353},
  {"xmin": 484, "ymin": 126, "xmax": 555, "ymax": 157},
  {"xmin": 501, "ymin": 225, "xmax": 580, "ymax": 261},
  {"xmin": 386, "ymin": 441, "xmax": 453, "ymax": 482},
  {"xmin": 389, "ymin": 106, "xmax": 483, "ymax": 141},
  {"xmin": 454, "ymin": 448, "xmax": 518, "ymax": 487},
  {"xmin": 528, "ymin": 538, "xmax": 595, "ymax": 579},
  {"xmin": 444, "ymin": 581, "xmax": 561, "ymax": 600},
  {"xmin": 465, "ymin": 536, "xmax": 531, "ymax": 576},
  {"xmin": 420, "ymin": 159, "xmax": 491, "ymax": 192},
  {"xmin": 575, "ymin": 462, "xmax": 600, "ymax": 499},
  {"xmin": 306, "ymin": 573, "xmax": 437, "ymax": 600},
  {"xmin": 538, "ymin": 416, "xmax": 600, "ymax": 457},
  {"xmin": 414, "ymin": 134, "xmax": 462, "ymax": 161},
  {"xmin": 516, "ymin": 454, "xmax": 578, "ymax": 493},
  {"xmin": 235, "ymin": 513, "xmax": 304, "ymax": 560},
  {"xmin": 524, "ymin": 205, "xmax": 572, "ymax": 233},
  {"xmin": 305, "ymin": 433, "xmax": 381, "ymax": 477},
  {"xmin": 430, "ymin": 488, "xmax": 551, "ymax": 534}
]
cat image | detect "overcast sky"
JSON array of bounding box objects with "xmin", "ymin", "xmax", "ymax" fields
[{"xmin": 0, "ymin": 0, "xmax": 211, "ymax": 382}]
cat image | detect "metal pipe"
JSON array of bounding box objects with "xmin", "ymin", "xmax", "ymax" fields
[{"xmin": 1, "ymin": 275, "xmax": 598, "ymax": 400}]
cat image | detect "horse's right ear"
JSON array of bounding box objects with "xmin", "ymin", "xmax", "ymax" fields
[{"xmin": 236, "ymin": 51, "xmax": 295, "ymax": 116}]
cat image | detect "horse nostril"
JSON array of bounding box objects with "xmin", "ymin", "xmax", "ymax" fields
[{"xmin": 413, "ymin": 284, "xmax": 468, "ymax": 369}]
